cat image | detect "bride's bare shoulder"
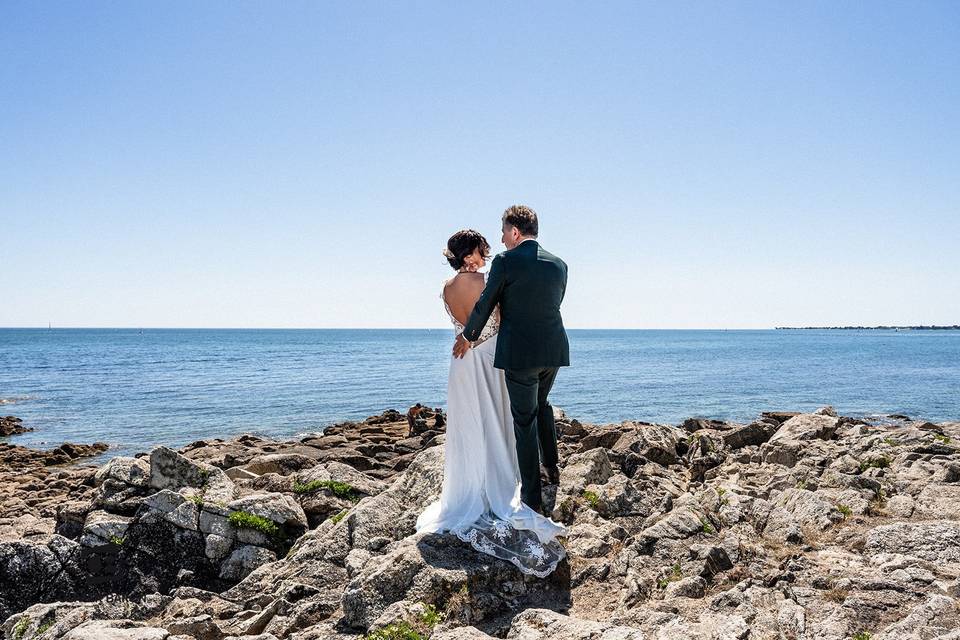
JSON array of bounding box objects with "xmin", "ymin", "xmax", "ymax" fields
[{"xmin": 446, "ymin": 272, "xmax": 484, "ymax": 288}]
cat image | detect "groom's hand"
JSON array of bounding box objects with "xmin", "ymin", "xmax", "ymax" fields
[{"xmin": 453, "ymin": 333, "xmax": 471, "ymax": 359}]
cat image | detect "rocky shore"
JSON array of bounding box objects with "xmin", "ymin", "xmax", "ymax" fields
[{"xmin": 2, "ymin": 406, "xmax": 960, "ymax": 639}]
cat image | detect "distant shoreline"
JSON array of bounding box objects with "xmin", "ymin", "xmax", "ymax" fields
[{"xmin": 776, "ymin": 325, "xmax": 960, "ymax": 331}]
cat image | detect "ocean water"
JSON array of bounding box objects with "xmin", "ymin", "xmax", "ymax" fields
[{"xmin": 1, "ymin": 328, "xmax": 959, "ymax": 460}]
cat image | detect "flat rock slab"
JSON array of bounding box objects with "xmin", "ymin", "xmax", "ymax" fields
[{"xmin": 866, "ymin": 521, "xmax": 960, "ymax": 564}]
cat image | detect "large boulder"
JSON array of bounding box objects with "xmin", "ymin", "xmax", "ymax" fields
[
  {"xmin": 95, "ymin": 457, "xmax": 152, "ymax": 488},
  {"xmin": 0, "ymin": 536, "xmax": 90, "ymax": 621},
  {"xmin": 609, "ymin": 422, "xmax": 684, "ymax": 468},
  {"xmin": 92, "ymin": 457, "xmax": 154, "ymax": 515},
  {"xmin": 721, "ymin": 420, "xmax": 778, "ymax": 450},
  {"xmin": 238, "ymin": 453, "xmax": 318, "ymax": 477},
  {"xmin": 768, "ymin": 413, "xmax": 839, "ymax": 445},
  {"xmin": 341, "ymin": 533, "xmax": 567, "ymax": 630},
  {"xmin": 225, "ymin": 493, "xmax": 308, "ymax": 534}
]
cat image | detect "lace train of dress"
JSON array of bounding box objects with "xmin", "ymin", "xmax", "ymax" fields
[{"xmin": 416, "ymin": 277, "xmax": 567, "ymax": 577}]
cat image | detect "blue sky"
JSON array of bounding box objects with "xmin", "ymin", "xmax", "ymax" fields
[{"xmin": 2, "ymin": 1, "xmax": 958, "ymax": 328}]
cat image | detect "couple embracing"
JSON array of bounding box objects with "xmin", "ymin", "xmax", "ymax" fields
[{"xmin": 416, "ymin": 205, "xmax": 570, "ymax": 577}]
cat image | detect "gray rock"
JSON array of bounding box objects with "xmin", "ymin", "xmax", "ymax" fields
[
  {"xmin": 685, "ymin": 544, "xmax": 733, "ymax": 579},
  {"xmin": 553, "ymin": 449, "xmax": 615, "ymax": 520},
  {"xmin": 0, "ymin": 536, "xmax": 88, "ymax": 621},
  {"xmin": 776, "ymin": 600, "xmax": 806, "ymax": 639},
  {"xmin": 199, "ymin": 510, "xmax": 233, "ymax": 538},
  {"xmin": 95, "ymin": 456, "xmax": 152, "ymax": 488},
  {"xmin": 722, "ymin": 421, "xmax": 777, "ymax": 450},
  {"xmin": 203, "ymin": 467, "xmax": 238, "ymax": 505},
  {"xmin": 566, "ymin": 521, "xmax": 623, "ymax": 558},
  {"xmin": 219, "ymin": 545, "xmax": 278, "ymax": 581},
  {"xmin": 219, "ymin": 446, "xmax": 444, "ymax": 614},
  {"xmin": 433, "ymin": 628, "xmax": 497, "ymax": 639},
  {"xmin": 166, "ymin": 613, "xmax": 225, "ymax": 640},
  {"xmin": 768, "ymin": 413, "xmax": 839, "ymax": 445},
  {"xmin": 225, "ymin": 467, "xmax": 260, "ymax": 481},
  {"xmin": 773, "ymin": 488, "xmax": 844, "ymax": 530},
  {"xmin": 93, "ymin": 477, "xmax": 150, "ymax": 515},
  {"xmin": 507, "ymin": 608, "xmax": 645, "ymax": 639},
  {"xmin": 240, "ymin": 453, "xmax": 318, "ymax": 476},
  {"xmin": 866, "ymin": 521, "xmax": 960, "ymax": 564},
  {"xmin": 887, "ymin": 494, "xmax": 916, "ymax": 518},
  {"xmin": 149, "ymin": 446, "xmax": 209, "ymax": 490},
  {"xmin": 914, "ymin": 484, "xmax": 960, "ymax": 520},
  {"xmin": 640, "ymin": 498, "xmax": 709, "ymax": 545},
  {"xmin": 665, "ymin": 576, "xmax": 706, "ymax": 598},
  {"xmin": 62, "ymin": 620, "xmax": 171, "ymax": 639},
  {"xmin": 0, "ymin": 601, "xmax": 94, "ymax": 640},
  {"xmin": 649, "ymin": 612, "xmax": 751, "ymax": 639},
  {"xmin": 611, "ymin": 422, "xmax": 684, "ymax": 467},
  {"xmin": 295, "ymin": 461, "xmax": 388, "ymax": 498},
  {"xmin": 143, "ymin": 490, "xmax": 200, "ymax": 530},
  {"xmin": 560, "ymin": 449, "xmax": 615, "ymax": 490},
  {"xmin": 80, "ymin": 510, "xmax": 132, "ymax": 546},
  {"xmin": 226, "ymin": 493, "xmax": 308, "ymax": 531},
  {"xmin": 586, "ymin": 474, "xmax": 659, "ymax": 518},
  {"xmin": 205, "ymin": 534, "xmax": 234, "ymax": 561},
  {"xmin": 875, "ymin": 594, "xmax": 960, "ymax": 638},
  {"xmin": 341, "ymin": 533, "xmax": 536, "ymax": 629}
]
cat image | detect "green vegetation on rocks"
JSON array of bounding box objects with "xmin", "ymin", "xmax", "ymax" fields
[
  {"xmin": 859, "ymin": 455, "xmax": 891, "ymax": 472},
  {"xmin": 294, "ymin": 479, "xmax": 360, "ymax": 501},
  {"xmin": 581, "ymin": 490, "xmax": 600, "ymax": 510},
  {"xmin": 13, "ymin": 617, "xmax": 29, "ymax": 640},
  {"xmin": 364, "ymin": 603, "xmax": 444, "ymax": 640},
  {"xmin": 228, "ymin": 510, "xmax": 281, "ymax": 537}
]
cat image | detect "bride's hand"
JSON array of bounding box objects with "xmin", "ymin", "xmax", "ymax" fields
[{"xmin": 453, "ymin": 334, "xmax": 471, "ymax": 358}]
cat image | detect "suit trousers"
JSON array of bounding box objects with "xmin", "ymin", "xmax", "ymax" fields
[{"xmin": 504, "ymin": 366, "xmax": 560, "ymax": 510}]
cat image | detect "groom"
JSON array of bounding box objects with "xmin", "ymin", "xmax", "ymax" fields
[{"xmin": 453, "ymin": 205, "xmax": 570, "ymax": 513}]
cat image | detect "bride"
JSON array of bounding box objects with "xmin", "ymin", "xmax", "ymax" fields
[{"xmin": 415, "ymin": 229, "xmax": 566, "ymax": 577}]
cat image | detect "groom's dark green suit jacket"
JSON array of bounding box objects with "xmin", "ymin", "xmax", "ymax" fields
[{"xmin": 462, "ymin": 239, "xmax": 570, "ymax": 370}]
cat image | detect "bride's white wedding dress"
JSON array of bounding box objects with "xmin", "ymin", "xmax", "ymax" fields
[{"xmin": 415, "ymin": 273, "xmax": 567, "ymax": 577}]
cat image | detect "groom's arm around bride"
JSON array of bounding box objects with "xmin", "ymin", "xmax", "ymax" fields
[{"xmin": 455, "ymin": 205, "xmax": 570, "ymax": 512}]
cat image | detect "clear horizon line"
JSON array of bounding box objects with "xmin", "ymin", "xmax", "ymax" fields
[
  {"xmin": 4, "ymin": 325, "xmax": 956, "ymax": 331},
  {"xmin": 1, "ymin": 325, "xmax": 781, "ymax": 331}
]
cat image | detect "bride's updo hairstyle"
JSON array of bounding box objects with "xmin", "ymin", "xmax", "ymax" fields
[{"xmin": 443, "ymin": 229, "xmax": 491, "ymax": 270}]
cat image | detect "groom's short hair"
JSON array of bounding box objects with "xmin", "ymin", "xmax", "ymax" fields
[{"xmin": 502, "ymin": 205, "xmax": 538, "ymax": 237}]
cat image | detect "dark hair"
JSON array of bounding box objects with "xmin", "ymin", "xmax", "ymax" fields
[
  {"xmin": 502, "ymin": 204, "xmax": 538, "ymax": 237},
  {"xmin": 444, "ymin": 229, "xmax": 491, "ymax": 270}
]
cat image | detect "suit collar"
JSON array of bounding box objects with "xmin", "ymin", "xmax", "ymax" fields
[{"xmin": 511, "ymin": 238, "xmax": 539, "ymax": 252}]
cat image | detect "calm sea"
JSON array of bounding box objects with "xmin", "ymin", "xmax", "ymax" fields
[{"xmin": 2, "ymin": 328, "xmax": 959, "ymax": 460}]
